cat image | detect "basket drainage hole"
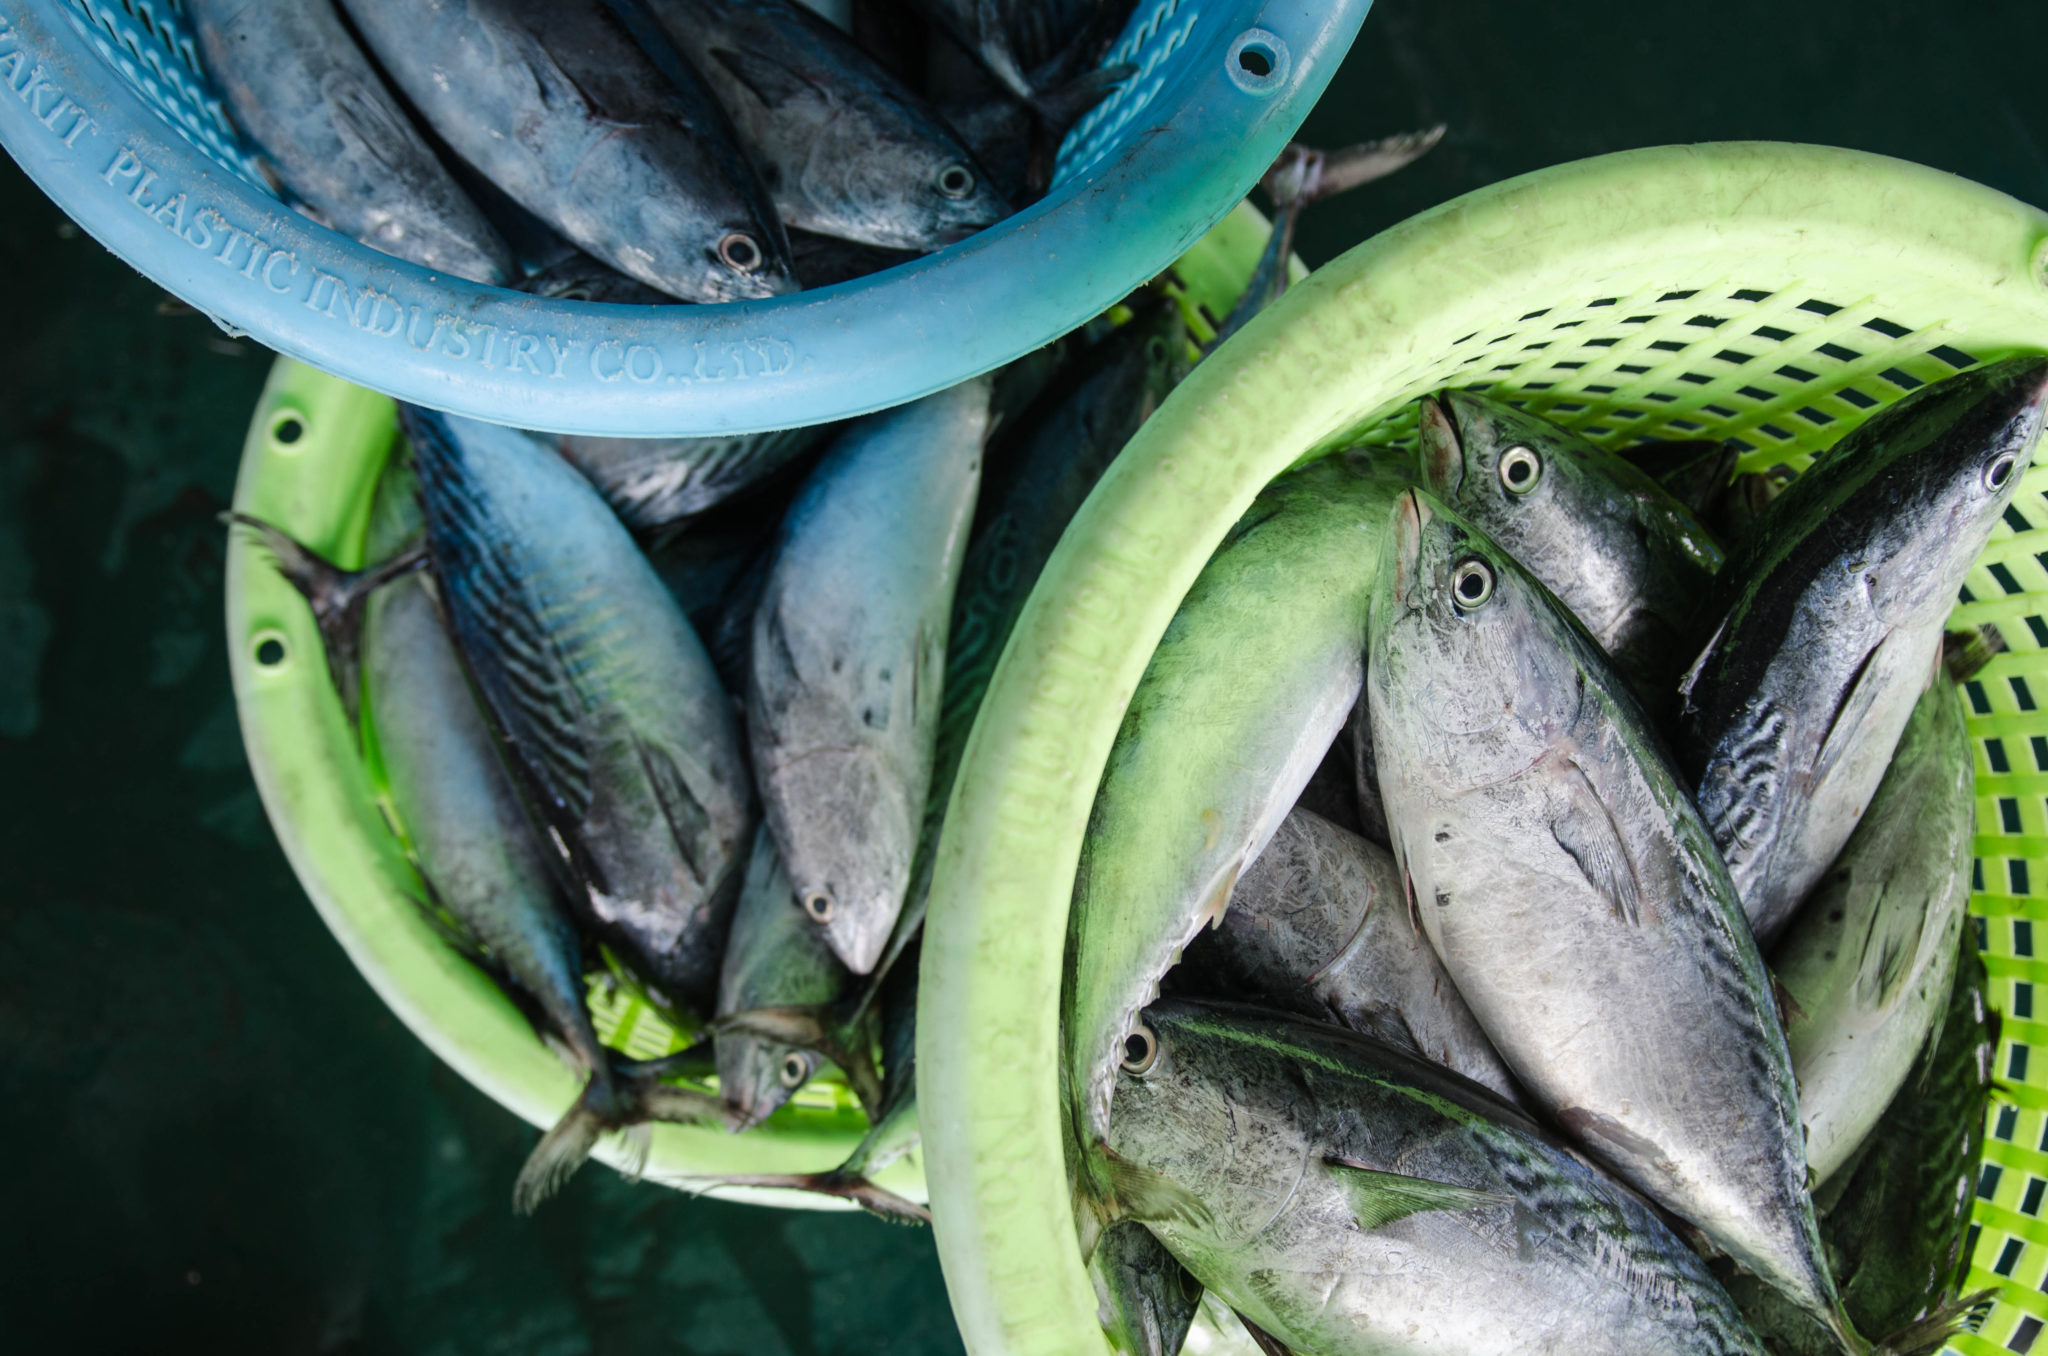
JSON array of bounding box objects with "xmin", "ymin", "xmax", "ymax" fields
[
  {"xmin": 252, "ymin": 631, "xmax": 290, "ymax": 669},
  {"xmin": 269, "ymin": 412, "xmax": 306, "ymax": 449},
  {"xmin": 1226, "ymin": 30, "xmax": 1289, "ymax": 94}
]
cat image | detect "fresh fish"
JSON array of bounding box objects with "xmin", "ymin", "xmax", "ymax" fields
[
  {"xmin": 1368, "ymin": 489, "xmax": 1852, "ymax": 1346},
  {"xmin": 1065, "ymin": 454, "xmax": 1411, "ymax": 1160},
  {"xmin": 519, "ymin": 252, "xmax": 673, "ymax": 305},
  {"xmin": 1108, "ymin": 1000, "xmax": 1771, "ymax": 1356},
  {"xmin": 862, "ymin": 306, "xmax": 1190, "ymax": 994},
  {"xmin": 1727, "ymin": 931, "xmax": 1998, "ymax": 1356},
  {"xmin": 1619, "ymin": 438, "xmax": 1741, "ymax": 523},
  {"xmin": 1679, "ymin": 357, "xmax": 2048, "ymax": 941},
  {"xmin": 1417, "ymin": 389, "xmax": 1724, "ymax": 709},
  {"xmin": 548, "ymin": 425, "xmax": 833, "ymax": 533},
  {"xmin": 1172, "ymin": 807, "xmax": 1520, "ymax": 1104},
  {"xmin": 340, "ymin": 0, "xmax": 797, "ymax": 301},
  {"xmin": 905, "ymin": 0, "xmax": 1124, "ymax": 106},
  {"xmin": 646, "ymin": 0, "xmax": 1010, "ymax": 251},
  {"xmin": 1091, "ymin": 1221, "xmax": 1201, "ymax": 1356},
  {"xmin": 406, "ymin": 406, "xmax": 754, "ymax": 1014},
  {"xmin": 749, "ymin": 380, "xmax": 991, "ymax": 973},
  {"xmin": 714, "ymin": 825, "xmax": 853, "ymax": 1127},
  {"xmin": 1347, "ymin": 690, "xmax": 1391, "ymax": 849},
  {"xmin": 1776, "ymin": 679, "xmax": 1972, "ymax": 1185},
  {"xmin": 187, "ymin": 0, "xmax": 513, "ymax": 285}
]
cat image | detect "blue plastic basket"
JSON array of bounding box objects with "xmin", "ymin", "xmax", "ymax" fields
[{"xmin": 0, "ymin": 0, "xmax": 1368, "ymax": 436}]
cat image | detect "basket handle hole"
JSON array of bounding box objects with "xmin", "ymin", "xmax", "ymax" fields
[
  {"xmin": 1226, "ymin": 30, "xmax": 1290, "ymax": 95},
  {"xmin": 252, "ymin": 631, "xmax": 290, "ymax": 670},
  {"xmin": 269, "ymin": 411, "xmax": 307, "ymax": 450}
]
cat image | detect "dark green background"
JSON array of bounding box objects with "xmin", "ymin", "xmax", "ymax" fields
[{"xmin": 2, "ymin": 1, "xmax": 2043, "ymax": 1351}]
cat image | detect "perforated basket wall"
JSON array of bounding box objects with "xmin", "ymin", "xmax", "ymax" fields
[
  {"xmin": 917, "ymin": 142, "xmax": 2048, "ymax": 1355},
  {"xmin": 0, "ymin": 0, "xmax": 1365, "ymax": 436}
]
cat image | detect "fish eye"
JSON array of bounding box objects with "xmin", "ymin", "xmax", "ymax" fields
[
  {"xmin": 718, "ymin": 231, "xmax": 763, "ymax": 274},
  {"xmin": 936, "ymin": 163, "xmax": 976, "ymax": 199},
  {"xmin": 778, "ymin": 1053, "xmax": 810, "ymax": 1088},
  {"xmin": 1119, "ymin": 1023, "xmax": 1159, "ymax": 1076},
  {"xmin": 1986, "ymin": 453, "xmax": 2018, "ymax": 491},
  {"xmin": 1145, "ymin": 336, "xmax": 1169, "ymax": 365},
  {"xmin": 1451, "ymin": 558, "xmax": 1495, "ymax": 610},
  {"xmin": 803, "ymin": 890, "xmax": 834, "ymax": 923},
  {"xmin": 1498, "ymin": 445, "xmax": 1542, "ymax": 495}
]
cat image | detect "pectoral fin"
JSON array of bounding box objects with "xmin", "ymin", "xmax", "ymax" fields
[
  {"xmin": 1102, "ymin": 1149, "xmax": 1212, "ymax": 1231},
  {"xmin": 1549, "ymin": 758, "xmax": 1645, "ymax": 926},
  {"xmin": 711, "ymin": 46, "xmax": 819, "ymax": 108},
  {"xmin": 1324, "ymin": 1156, "xmax": 1511, "ymax": 1231},
  {"xmin": 1813, "ymin": 627, "xmax": 1904, "ymax": 789}
]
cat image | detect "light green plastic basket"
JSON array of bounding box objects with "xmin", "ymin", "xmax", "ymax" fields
[
  {"xmin": 223, "ymin": 205, "xmax": 1283, "ymax": 1214},
  {"xmin": 919, "ymin": 142, "xmax": 2048, "ymax": 1354}
]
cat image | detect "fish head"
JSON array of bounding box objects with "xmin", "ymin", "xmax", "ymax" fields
[
  {"xmin": 1861, "ymin": 355, "xmax": 2048, "ymax": 625},
  {"xmin": 631, "ymin": 195, "xmax": 801, "ymax": 301},
  {"xmin": 773, "ymin": 750, "xmax": 916, "ymax": 975},
  {"xmin": 715, "ymin": 1033, "xmax": 815, "ymax": 1129},
  {"xmin": 805, "ymin": 115, "xmax": 1010, "ymax": 252},
  {"xmin": 1374, "ymin": 489, "xmax": 1587, "ymax": 791}
]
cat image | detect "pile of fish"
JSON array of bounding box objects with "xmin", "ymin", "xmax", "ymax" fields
[
  {"xmin": 186, "ymin": 0, "xmax": 1145, "ymax": 300},
  {"xmin": 1066, "ymin": 358, "xmax": 2045, "ymax": 1356}
]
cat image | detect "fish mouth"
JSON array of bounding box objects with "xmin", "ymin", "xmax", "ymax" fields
[
  {"xmin": 1390, "ymin": 489, "xmax": 1432, "ymax": 610},
  {"xmin": 1416, "ymin": 393, "xmax": 1465, "ymax": 497}
]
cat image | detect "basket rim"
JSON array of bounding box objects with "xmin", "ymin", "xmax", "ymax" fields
[
  {"xmin": 0, "ymin": 0, "xmax": 1367, "ymax": 437},
  {"xmin": 918, "ymin": 140, "xmax": 2048, "ymax": 1354}
]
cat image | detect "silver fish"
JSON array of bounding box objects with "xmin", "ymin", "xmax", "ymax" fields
[
  {"xmin": 1679, "ymin": 357, "xmax": 2048, "ymax": 941},
  {"xmin": 339, "ymin": 0, "xmax": 796, "ymax": 301},
  {"xmin": 188, "ymin": 0, "xmax": 512, "ymax": 284},
  {"xmin": 714, "ymin": 825, "xmax": 852, "ymax": 1127},
  {"xmin": 749, "ymin": 379, "xmax": 991, "ymax": 973},
  {"xmin": 1369, "ymin": 489, "xmax": 1852, "ymax": 1346},
  {"xmin": 1174, "ymin": 806, "xmax": 1520, "ymax": 1105},
  {"xmin": 1775, "ymin": 679, "xmax": 1972, "ymax": 1186},
  {"xmin": 1065, "ymin": 455, "xmax": 1410, "ymax": 1160},
  {"xmin": 1091, "ymin": 1220, "xmax": 1200, "ymax": 1356},
  {"xmin": 407, "ymin": 406, "xmax": 754, "ymax": 1014},
  {"xmin": 1417, "ymin": 388, "xmax": 1724, "ymax": 709},
  {"xmin": 547, "ymin": 425, "xmax": 833, "ymax": 533},
  {"xmin": 646, "ymin": 0, "xmax": 1009, "ymax": 251},
  {"xmin": 1108, "ymin": 1000, "xmax": 1771, "ymax": 1356}
]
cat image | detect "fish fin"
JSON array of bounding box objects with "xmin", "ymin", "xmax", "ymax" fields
[
  {"xmin": 403, "ymin": 410, "xmax": 596, "ymax": 828},
  {"xmin": 1548, "ymin": 757, "xmax": 1645, "ymax": 926},
  {"xmin": 1324, "ymin": 1156, "xmax": 1512, "ymax": 1231},
  {"xmin": 1944, "ymin": 624, "xmax": 2006, "ymax": 683},
  {"xmin": 221, "ymin": 511, "xmax": 425, "ymax": 720},
  {"xmin": 713, "ymin": 1003, "xmax": 886, "ymax": 1120},
  {"xmin": 1101, "ymin": 1149, "xmax": 1212, "ymax": 1231},
  {"xmin": 1293, "ymin": 125, "xmax": 1446, "ymax": 202},
  {"xmin": 1232, "ymin": 1310, "xmax": 1296, "ymax": 1356},
  {"xmin": 633, "ymin": 735, "xmax": 711, "ymax": 886},
  {"xmin": 319, "ymin": 71, "xmax": 413, "ymax": 175},
  {"xmin": 1770, "ymin": 969, "xmax": 1807, "ymax": 1029},
  {"xmin": 1677, "ymin": 609, "xmax": 1731, "ymax": 706},
  {"xmin": 1871, "ymin": 1288, "xmax": 1995, "ymax": 1356},
  {"xmin": 511, "ymin": 1075, "xmax": 732, "ymax": 1214},
  {"xmin": 710, "ymin": 45, "xmax": 819, "ymax": 109},
  {"xmin": 669, "ymin": 1171, "xmax": 930, "ymax": 1224},
  {"xmin": 1028, "ymin": 61, "xmax": 1133, "ymax": 130},
  {"xmin": 1813, "ymin": 628, "xmax": 1904, "ymax": 790}
]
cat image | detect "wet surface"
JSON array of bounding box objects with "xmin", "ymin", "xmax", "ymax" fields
[{"xmin": 2, "ymin": 2, "xmax": 2042, "ymax": 1349}]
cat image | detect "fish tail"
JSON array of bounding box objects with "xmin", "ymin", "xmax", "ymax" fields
[
  {"xmin": 1943, "ymin": 624, "xmax": 2006, "ymax": 683},
  {"xmin": 671, "ymin": 1171, "xmax": 930, "ymax": 1225},
  {"xmin": 511, "ymin": 1071, "xmax": 732, "ymax": 1214},
  {"xmin": 220, "ymin": 510, "xmax": 424, "ymax": 629},
  {"xmin": 1871, "ymin": 1289, "xmax": 1995, "ymax": 1356}
]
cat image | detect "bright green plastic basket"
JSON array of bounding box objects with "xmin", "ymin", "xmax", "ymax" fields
[
  {"xmin": 920, "ymin": 142, "xmax": 2048, "ymax": 1354},
  {"xmin": 223, "ymin": 206, "xmax": 1283, "ymax": 1214}
]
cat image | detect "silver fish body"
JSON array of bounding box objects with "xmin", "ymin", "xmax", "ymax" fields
[
  {"xmin": 1110, "ymin": 1000, "xmax": 1770, "ymax": 1356},
  {"xmin": 340, "ymin": 0, "xmax": 796, "ymax": 301},
  {"xmin": 1418, "ymin": 389, "xmax": 1723, "ymax": 709},
  {"xmin": 188, "ymin": 0, "xmax": 513, "ymax": 284},
  {"xmin": 1369, "ymin": 489, "xmax": 1847, "ymax": 1339},
  {"xmin": 1091, "ymin": 1220, "xmax": 1200, "ymax": 1356},
  {"xmin": 1775, "ymin": 680, "xmax": 1973, "ymax": 1186},
  {"xmin": 1175, "ymin": 807, "xmax": 1520, "ymax": 1104},
  {"xmin": 407, "ymin": 407, "xmax": 753, "ymax": 1014},
  {"xmin": 714, "ymin": 825, "xmax": 852, "ymax": 1126},
  {"xmin": 749, "ymin": 379, "xmax": 991, "ymax": 973},
  {"xmin": 646, "ymin": 0, "xmax": 1009, "ymax": 250},
  {"xmin": 549, "ymin": 425, "xmax": 833, "ymax": 532},
  {"xmin": 1680, "ymin": 357, "xmax": 2048, "ymax": 940},
  {"xmin": 1065, "ymin": 455, "xmax": 1411, "ymax": 1153}
]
